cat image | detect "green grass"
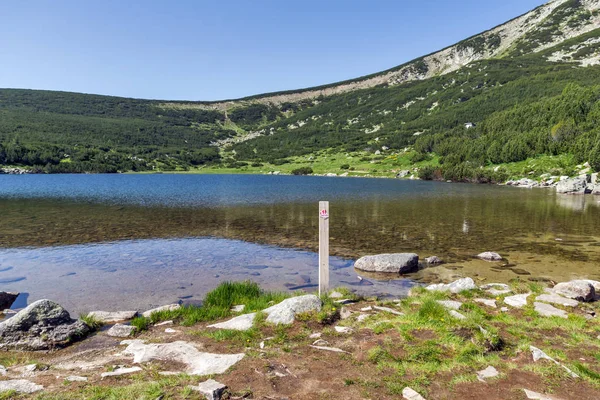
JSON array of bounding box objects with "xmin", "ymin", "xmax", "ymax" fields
[
  {"xmin": 138, "ymin": 281, "xmax": 290, "ymax": 328},
  {"xmin": 79, "ymin": 314, "xmax": 104, "ymax": 330}
]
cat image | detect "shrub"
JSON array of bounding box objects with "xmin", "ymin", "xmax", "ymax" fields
[
  {"xmin": 340, "ymin": 164, "xmax": 350, "ymax": 170},
  {"xmin": 291, "ymin": 167, "xmax": 313, "ymax": 175}
]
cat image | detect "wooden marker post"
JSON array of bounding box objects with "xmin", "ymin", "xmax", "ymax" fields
[{"xmin": 318, "ymin": 201, "xmax": 330, "ymax": 296}]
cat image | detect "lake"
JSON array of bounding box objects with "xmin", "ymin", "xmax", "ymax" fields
[{"xmin": 1, "ymin": 174, "xmax": 599, "ymax": 315}]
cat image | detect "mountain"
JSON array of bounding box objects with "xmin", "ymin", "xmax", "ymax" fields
[{"xmin": 1, "ymin": 0, "xmax": 600, "ymax": 179}]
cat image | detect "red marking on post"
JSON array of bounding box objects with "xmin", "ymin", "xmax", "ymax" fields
[{"xmin": 320, "ymin": 209, "xmax": 329, "ymax": 219}]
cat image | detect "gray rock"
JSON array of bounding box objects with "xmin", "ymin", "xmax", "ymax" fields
[
  {"xmin": 354, "ymin": 253, "xmax": 419, "ymax": 274},
  {"xmin": 0, "ymin": 379, "xmax": 43, "ymax": 394},
  {"xmin": 523, "ymin": 389, "xmax": 562, "ymax": 400},
  {"xmin": 101, "ymin": 366, "xmax": 143, "ymax": 378},
  {"xmin": 373, "ymin": 306, "xmax": 404, "ymax": 316},
  {"xmin": 207, "ymin": 313, "xmax": 256, "ymax": 331},
  {"xmin": 65, "ymin": 375, "xmax": 88, "ymax": 382},
  {"xmin": 308, "ymin": 332, "xmax": 322, "ymax": 339},
  {"xmin": 481, "ymin": 283, "xmax": 511, "ymax": 295},
  {"xmin": 88, "ymin": 310, "xmax": 138, "ymax": 323},
  {"xmin": 340, "ymin": 307, "xmax": 352, "ymax": 320},
  {"xmin": 477, "ymin": 252, "xmax": 502, "ymax": 261},
  {"xmin": 504, "ymin": 293, "xmax": 530, "ymax": 308},
  {"xmin": 0, "ymin": 365, "xmax": 6, "ymax": 376},
  {"xmin": 106, "ymin": 324, "xmax": 136, "ymax": 338},
  {"xmin": 361, "ymin": 306, "xmax": 373, "ymax": 312},
  {"xmin": 402, "ymin": 386, "xmax": 426, "ymax": 400},
  {"xmin": 0, "ymin": 299, "xmax": 90, "ymax": 351},
  {"xmin": 141, "ymin": 304, "xmax": 180, "ymax": 318},
  {"xmin": 534, "ymin": 302, "xmax": 568, "ymax": 318},
  {"xmin": 190, "ymin": 379, "xmax": 228, "ymax": 400},
  {"xmin": 0, "ymin": 292, "xmax": 19, "ymax": 310},
  {"xmin": 556, "ymin": 176, "xmax": 587, "ymax": 194},
  {"xmin": 264, "ymin": 295, "xmax": 322, "ymax": 325},
  {"xmin": 583, "ymin": 280, "xmax": 600, "ymax": 299},
  {"xmin": 329, "ymin": 291, "xmax": 344, "ymax": 299},
  {"xmin": 436, "ymin": 300, "xmax": 462, "ymax": 310},
  {"xmin": 121, "ymin": 340, "xmax": 244, "ymax": 375},
  {"xmin": 356, "ymin": 314, "xmax": 370, "ymax": 322},
  {"xmin": 553, "ymin": 280, "xmax": 595, "ymax": 302},
  {"xmin": 312, "ymin": 339, "xmax": 329, "ymax": 346},
  {"xmin": 476, "ymin": 365, "xmax": 499, "ymax": 382},
  {"xmin": 449, "ymin": 310, "xmax": 466, "ymax": 320},
  {"xmin": 535, "ymin": 293, "xmax": 578, "ymax": 307},
  {"xmin": 334, "ymin": 326, "xmax": 353, "ymax": 334},
  {"xmin": 425, "ymin": 256, "xmax": 443, "ymax": 264},
  {"xmin": 474, "ymin": 299, "xmax": 497, "ymax": 308},
  {"xmin": 426, "ymin": 277, "xmax": 477, "ymax": 293}
]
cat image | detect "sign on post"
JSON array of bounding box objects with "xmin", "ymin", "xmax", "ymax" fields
[{"xmin": 319, "ymin": 201, "xmax": 329, "ymax": 296}]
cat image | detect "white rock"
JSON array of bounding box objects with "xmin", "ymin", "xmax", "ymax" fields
[
  {"xmin": 308, "ymin": 332, "xmax": 322, "ymax": 339},
  {"xmin": 0, "ymin": 379, "xmax": 44, "ymax": 393},
  {"xmin": 230, "ymin": 305, "xmax": 245, "ymax": 313},
  {"xmin": 373, "ymin": 306, "xmax": 404, "ymax": 316},
  {"xmin": 309, "ymin": 345, "xmax": 350, "ymax": 354},
  {"xmin": 426, "ymin": 278, "xmax": 477, "ymax": 293},
  {"xmin": 474, "ymin": 299, "xmax": 497, "ymax": 308},
  {"xmin": 329, "ymin": 291, "xmax": 344, "ymax": 299},
  {"xmin": 534, "ymin": 302, "xmax": 568, "ymax": 319},
  {"xmin": 155, "ymin": 320, "xmax": 174, "ymax": 326},
  {"xmin": 425, "ymin": 256, "xmax": 443, "ymax": 264},
  {"xmin": 476, "ymin": 366, "xmax": 499, "ymax": 382},
  {"xmin": 65, "ymin": 375, "xmax": 88, "ymax": 382},
  {"xmin": 207, "ymin": 313, "xmax": 257, "ymax": 331},
  {"xmin": 449, "ymin": 310, "xmax": 466, "ymax": 320},
  {"xmin": 165, "ymin": 328, "xmax": 179, "ymax": 333},
  {"xmin": 504, "ymin": 293, "xmax": 530, "ymax": 308},
  {"xmin": 530, "ymin": 346, "xmax": 578, "ymax": 378},
  {"xmin": 500, "ymin": 307, "xmax": 509, "ymax": 312},
  {"xmin": 312, "ymin": 339, "xmax": 329, "ymax": 346},
  {"xmin": 88, "ymin": 310, "xmax": 138, "ymax": 323},
  {"xmin": 121, "ymin": 340, "xmax": 244, "ymax": 376},
  {"xmin": 354, "ymin": 253, "xmax": 419, "ymax": 274},
  {"xmin": 436, "ymin": 300, "xmax": 462, "ymax": 310},
  {"xmin": 141, "ymin": 304, "xmax": 180, "ymax": 318},
  {"xmin": 357, "ymin": 314, "xmax": 370, "ymax": 322},
  {"xmin": 101, "ymin": 366, "xmax": 143, "ymax": 378},
  {"xmin": 263, "ymin": 295, "xmax": 322, "ymax": 325},
  {"xmin": 535, "ymin": 293, "xmax": 578, "ymax": 307},
  {"xmin": 334, "ymin": 326, "xmax": 353, "ymax": 334},
  {"xmin": 106, "ymin": 324, "xmax": 136, "ymax": 338},
  {"xmin": 523, "ymin": 389, "xmax": 563, "ymax": 400},
  {"xmin": 360, "ymin": 306, "xmax": 373, "ymax": 312},
  {"xmin": 402, "ymin": 386, "xmax": 426, "ymax": 400},
  {"xmin": 0, "ymin": 365, "xmax": 6, "ymax": 376},
  {"xmin": 553, "ymin": 280, "xmax": 596, "ymax": 302},
  {"xmin": 477, "ymin": 252, "xmax": 502, "ymax": 261},
  {"xmin": 340, "ymin": 307, "xmax": 352, "ymax": 320},
  {"xmin": 189, "ymin": 379, "xmax": 228, "ymax": 400}
]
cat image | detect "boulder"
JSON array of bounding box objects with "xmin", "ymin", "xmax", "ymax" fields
[
  {"xmin": 426, "ymin": 278, "xmax": 477, "ymax": 293},
  {"xmin": 477, "ymin": 252, "xmax": 502, "ymax": 261},
  {"xmin": 106, "ymin": 324, "xmax": 136, "ymax": 338},
  {"xmin": 88, "ymin": 310, "xmax": 138, "ymax": 323},
  {"xmin": 264, "ymin": 295, "xmax": 322, "ymax": 325},
  {"xmin": 583, "ymin": 280, "xmax": 600, "ymax": 299},
  {"xmin": 552, "ymin": 280, "xmax": 595, "ymax": 302},
  {"xmin": 354, "ymin": 253, "xmax": 419, "ymax": 274},
  {"xmin": 0, "ymin": 299, "xmax": 90, "ymax": 350},
  {"xmin": 0, "ymin": 292, "xmax": 19, "ymax": 310},
  {"xmin": 556, "ymin": 176, "xmax": 587, "ymax": 194}
]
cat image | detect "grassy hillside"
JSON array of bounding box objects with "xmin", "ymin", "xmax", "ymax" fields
[{"xmin": 1, "ymin": 2, "xmax": 600, "ymax": 178}]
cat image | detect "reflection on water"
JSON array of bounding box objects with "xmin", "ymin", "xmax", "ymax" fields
[
  {"xmin": 1, "ymin": 174, "xmax": 600, "ymax": 311},
  {"xmin": 0, "ymin": 238, "xmax": 415, "ymax": 315}
]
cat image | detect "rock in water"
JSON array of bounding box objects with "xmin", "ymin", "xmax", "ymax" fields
[
  {"xmin": 426, "ymin": 278, "xmax": 477, "ymax": 293},
  {"xmin": 354, "ymin": 253, "xmax": 419, "ymax": 274},
  {"xmin": 556, "ymin": 176, "xmax": 587, "ymax": 194},
  {"xmin": 0, "ymin": 299, "xmax": 90, "ymax": 350},
  {"xmin": 0, "ymin": 292, "xmax": 19, "ymax": 310},
  {"xmin": 264, "ymin": 295, "xmax": 322, "ymax": 325},
  {"xmin": 477, "ymin": 252, "xmax": 502, "ymax": 261},
  {"xmin": 553, "ymin": 280, "xmax": 596, "ymax": 302}
]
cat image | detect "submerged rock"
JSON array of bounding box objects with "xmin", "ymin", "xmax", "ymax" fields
[
  {"xmin": 477, "ymin": 252, "xmax": 502, "ymax": 261},
  {"xmin": 0, "ymin": 299, "xmax": 90, "ymax": 351},
  {"xmin": 552, "ymin": 280, "xmax": 595, "ymax": 302},
  {"xmin": 426, "ymin": 278, "xmax": 477, "ymax": 293},
  {"xmin": 354, "ymin": 253, "xmax": 419, "ymax": 274}
]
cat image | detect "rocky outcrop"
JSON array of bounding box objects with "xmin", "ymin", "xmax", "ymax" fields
[
  {"xmin": 552, "ymin": 280, "xmax": 596, "ymax": 302},
  {"xmin": 354, "ymin": 253, "xmax": 419, "ymax": 274},
  {"xmin": 0, "ymin": 300, "xmax": 90, "ymax": 350},
  {"xmin": 0, "ymin": 291, "xmax": 19, "ymax": 310}
]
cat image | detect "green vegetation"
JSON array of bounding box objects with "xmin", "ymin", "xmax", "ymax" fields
[{"xmin": 79, "ymin": 314, "xmax": 104, "ymax": 330}]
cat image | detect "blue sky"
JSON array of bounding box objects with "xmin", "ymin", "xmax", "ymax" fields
[{"xmin": 0, "ymin": 0, "xmax": 546, "ymax": 101}]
